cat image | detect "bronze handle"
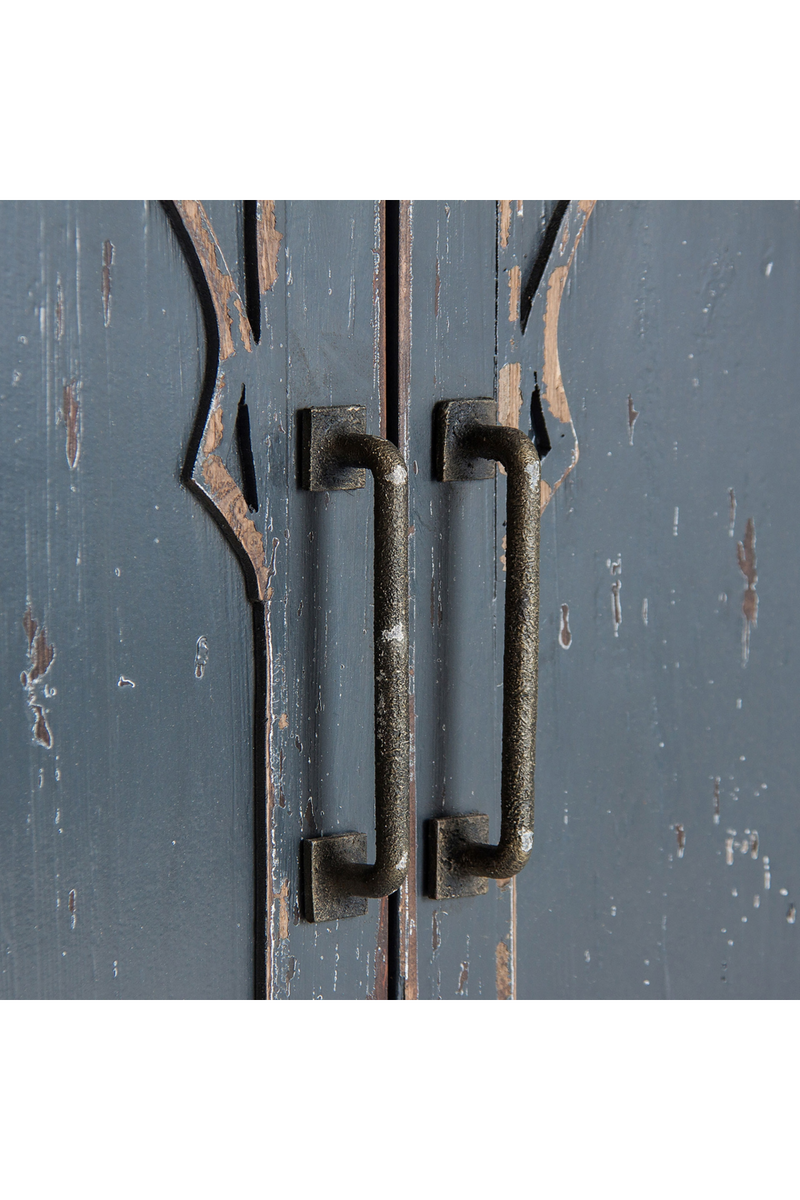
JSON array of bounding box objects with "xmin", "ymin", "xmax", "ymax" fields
[
  {"xmin": 300, "ymin": 406, "xmax": 410, "ymax": 922},
  {"xmin": 428, "ymin": 399, "xmax": 540, "ymax": 898}
]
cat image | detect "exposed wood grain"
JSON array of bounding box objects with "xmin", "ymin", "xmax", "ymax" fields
[
  {"xmin": 499, "ymin": 200, "xmax": 513, "ymax": 248},
  {"xmin": 171, "ymin": 203, "xmax": 269, "ymax": 602},
  {"xmin": 508, "ymin": 264, "xmax": 521, "ymax": 323},
  {"xmin": 495, "ymin": 940, "xmax": 511, "ymax": 999},
  {"xmin": 175, "ymin": 200, "xmax": 252, "ymax": 359},
  {"xmin": 256, "ymin": 201, "xmax": 282, "ymax": 294},
  {"xmin": 498, "ymin": 361, "xmax": 523, "ymax": 429},
  {"xmin": 396, "ymin": 201, "xmax": 418, "ymax": 999},
  {"xmin": 62, "ymin": 382, "xmax": 80, "ymax": 469},
  {"xmin": 539, "ymin": 200, "xmax": 596, "ymax": 508},
  {"xmin": 102, "ymin": 240, "xmax": 114, "ymax": 327},
  {"xmin": 738, "ymin": 517, "xmax": 758, "ymax": 665}
]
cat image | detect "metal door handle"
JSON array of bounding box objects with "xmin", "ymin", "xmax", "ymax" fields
[
  {"xmin": 300, "ymin": 406, "xmax": 410, "ymax": 922},
  {"xmin": 428, "ymin": 399, "xmax": 540, "ymax": 898}
]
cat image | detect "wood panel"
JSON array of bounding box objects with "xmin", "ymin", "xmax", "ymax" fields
[
  {"xmin": 0, "ymin": 201, "xmax": 254, "ymax": 998},
  {"xmin": 515, "ymin": 200, "xmax": 800, "ymax": 997},
  {"xmin": 401, "ymin": 201, "xmax": 516, "ymax": 998}
]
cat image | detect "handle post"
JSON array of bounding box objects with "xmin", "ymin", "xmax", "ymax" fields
[
  {"xmin": 300, "ymin": 406, "xmax": 410, "ymax": 922},
  {"xmin": 427, "ymin": 399, "xmax": 540, "ymax": 898}
]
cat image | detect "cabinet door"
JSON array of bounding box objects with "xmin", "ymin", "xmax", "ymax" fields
[
  {"xmin": 4, "ymin": 201, "xmax": 798, "ymax": 1000},
  {"xmin": 0, "ymin": 200, "xmax": 391, "ymax": 999},
  {"xmin": 0, "ymin": 202, "xmax": 254, "ymax": 998},
  {"xmin": 403, "ymin": 200, "xmax": 800, "ymax": 998},
  {"xmin": 517, "ymin": 201, "xmax": 800, "ymax": 998}
]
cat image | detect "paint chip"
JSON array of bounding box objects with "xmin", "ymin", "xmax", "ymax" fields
[
  {"xmin": 21, "ymin": 605, "xmax": 55, "ymax": 748},
  {"xmin": 194, "ymin": 636, "xmax": 209, "ymax": 679},
  {"xmin": 627, "ymin": 394, "xmax": 639, "ymax": 445},
  {"xmin": 737, "ymin": 518, "xmax": 758, "ymax": 666},
  {"xmin": 102, "ymin": 240, "xmax": 114, "ymax": 327},
  {"xmin": 495, "ymin": 941, "xmax": 511, "ymax": 999},
  {"xmin": 62, "ymin": 381, "xmax": 80, "ymax": 470},
  {"xmin": 558, "ymin": 603, "xmax": 572, "ymax": 649}
]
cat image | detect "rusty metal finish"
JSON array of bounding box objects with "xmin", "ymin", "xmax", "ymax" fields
[
  {"xmin": 429, "ymin": 399, "xmax": 540, "ymax": 895},
  {"xmin": 426, "ymin": 814, "xmax": 490, "ymax": 899},
  {"xmin": 300, "ymin": 407, "xmax": 410, "ymax": 920}
]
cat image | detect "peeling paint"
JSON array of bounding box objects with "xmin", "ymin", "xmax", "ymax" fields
[
  {"xmin": 200, "ymin": 394, "xmax": 272, "ymax": 600},
  {"xmin": 370, "ymin": 897, "xmax": 389, "ymax": 1000},
  {"xmin": 559, "ymin": 603, "xmax": 572, "ymax": 648},
  {"xmin": 713, "ymin": 776, "xmax": 721, "ymax": 824},
  {"xmin": 68, "ymin": 888, "xmax": 77, "ymax": 931},
  {"xmin": 457, "ymin": 961, "xmax": 469, "ymax": 995},
  {"xmin": 194, "ymin": 636, "xmax": 209, "ymax": 679},
  {"xmin": 62, "ymin": 381, "xmax": 80, "ymax": 470},
  {"xmin": 170, "ymin": 200, "xmax": 279, "ymax": 995},
  {"xmin": 627, "ymin": 394, "xmax": 639, "ymax": 445},
  {"xmin": 256, "ymin": 201, "xmax": 283, "ymax": 294},
  {"xmin": 498, "ymin": 361, "xmax": 523, "ymax": 430},
  {"xmin": 495, "ymin": 941, "xmax": 511, "ymax": 999},
  {"xmin": 737, "ymin": 518, "xmax": 758, "ymax": 666},
  {"xmin": 728, "ymin": 488, "xmax": 736, "ymax": 537},
  {"xmin": 174, "ymin": 200, "xmax": 252, "ymax": 359},
  {"xmin": 55, "ymin": 274, "xmax": 65, "ymax": 341},
  {"xmin": 31, "ymin": 705, "xmax": 52, "ymax": 748},
  {"xmin": 277, "ymin": 879, "xmax": 290, "ymax": 941},
  {"xmin": 608, "ymin": 557, "xmax": 622, "ymax": 636},
  {"xmin": 539, "ymin": 201, "xmax": 596, "ymax": 510},
  {"xmin": 675, "ymin": 824, "xmax": 686, "ymax": 858},
  {"xmin": 499, "ymin": 201, "xmax": 512, "ymax": 248},
  {"xmin": 102, "ymin": 240, "xmax": 114, "ymax": 327},
  {"xmin": 21, "ymin": 605, "xmax": 55, "ymax": 748},
  {"xmin": 508, "ymin": 265, "xmax": 521, "ymax": 323}
]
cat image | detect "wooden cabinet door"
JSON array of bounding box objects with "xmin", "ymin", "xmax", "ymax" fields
[
  {"xmin": 0, "ymin": 200, "xmax": 392, "ymax": 999},
  {"xmin": 402, "ymin": 200, "xmax": 800, "ymax": 999},
  {"xmin": 3, "ymin": 200, "xmax": 798, "ymax": 999}
]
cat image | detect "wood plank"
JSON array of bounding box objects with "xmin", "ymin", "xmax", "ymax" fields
[
  {"xmin": 402, "ymin": 201, "xmax": 516, "ymax": 998},
  {"xmin": 0, "ymin": 201, "xmax": 254, "ymax": 997},
  {"xmin": 515, "ymin": 201, "xmax": 800, "ymax": 997}
]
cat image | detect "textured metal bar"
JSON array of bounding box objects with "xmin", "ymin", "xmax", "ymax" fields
[
  {"xmin": 429, "ymin": 399, "xmax": 540, "ymax": 895},
  {"xmin": 300, "ymin": 407, "xmax": 410, "ymax": 922}
]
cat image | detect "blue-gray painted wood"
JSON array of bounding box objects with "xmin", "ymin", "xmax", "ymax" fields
[
  {"xmin": 250, "ymin": 201, "xmax": 389, "ymax": 998},
  {"xmin": 0, "ymin": 200, "xmax": 388, "ymax": 999},
  {"xmin": 401, "ymin": 201, "xmax": 516, "ymax": 998},
  {"xmin": 0, "ymin": 201, "xmax": 254, "ymax": 998},
  {"xmin": 515, "ymin": 200, "xmax": 800, "ymax": 997},
  {"xmin": 4, "ymin": 199, "xmax": 797, "ymax": 1000}
]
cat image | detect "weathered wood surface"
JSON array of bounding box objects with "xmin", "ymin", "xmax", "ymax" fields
[
  {"xmin": 0, "ymin": 202, "xmax": 254, "ymax": 998},
  {"xmin": 3, "ymin": 200, "xmax": 798, "ymax": 1000},
  {"xmin": 165, "ymin": 200, "xmax": 390, "ymax": 997},
  {"xmin": 0, "ymin": 200, "xmax": 389, "ymax": 999},
  {"xmin": 515, "ymin": 201, "xmax": 800, "ymax": 997},
  {"xmin": 248, "ymin": 201, "xmax": 389, "ymax": 998},
  {"xmin": 400, "ymin": 202, "xmax": 516, "ymax": 998}
]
